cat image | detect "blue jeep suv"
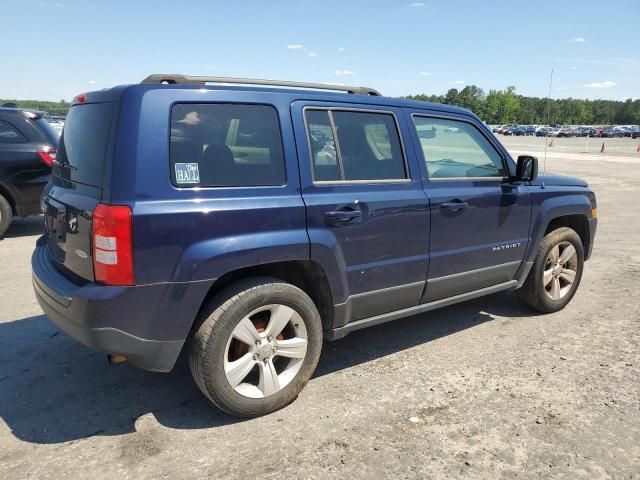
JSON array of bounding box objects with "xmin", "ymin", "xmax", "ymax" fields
[{"xmin": 32, "ymin": 74, "xmax": 597, "ymax": 416}]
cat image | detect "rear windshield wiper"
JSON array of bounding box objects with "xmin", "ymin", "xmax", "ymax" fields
[{"xmin": 52, "ymin": 159, "xmax": 78, "ymax": 170}]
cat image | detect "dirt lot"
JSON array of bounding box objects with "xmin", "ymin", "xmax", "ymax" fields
[{"xmin": 0, "ymin": 135, "xmax": 638, "ymax": 479}]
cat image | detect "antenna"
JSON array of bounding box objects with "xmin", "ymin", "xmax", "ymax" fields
[{"xmin": 542, "ymin": 68, "xmax": 554, "ymax": 189}]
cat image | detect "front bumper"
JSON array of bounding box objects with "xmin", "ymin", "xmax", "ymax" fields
[
  {"xmin": 31, "ymin": 240, "xmax": 208, "ymax": 372},
  {"xmin": 586, "ymin": 217, "xmax": 597, "ymax": 260}
]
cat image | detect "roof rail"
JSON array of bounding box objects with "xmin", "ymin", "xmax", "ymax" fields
[{"xmin": 141, "ymin": 74, "xmax": 382, "ymax": 96}]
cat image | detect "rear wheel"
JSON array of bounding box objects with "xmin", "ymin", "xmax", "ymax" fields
[
  {"xmin": 188, "ymin": 277, "xmax": 323, "ymax": 417},
  {"xmin": 0, "ymin": 194, "xmax": 13, "ymax": 237},
  {"xmin": 517, "ymin": 227, "xmax": 584, "ymax": 313}
]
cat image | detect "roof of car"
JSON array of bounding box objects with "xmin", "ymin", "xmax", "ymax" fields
[
  {"xmin": 0, "ymin": 106, "xmax": 46, "ymax": 117},
  {"xmin": 78, "ymin": 76, "xmax": 477, "ymax": 119},
  {"xmin": 167, "ymin": 84, "xmax": 468, "ymax": 115}
]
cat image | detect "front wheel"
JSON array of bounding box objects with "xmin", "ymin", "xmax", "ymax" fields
[
  {"xmin": 188, "ymin": 277, "xmax": 323, "ymax": 417},
  {"xmin": 516, "ymin": 227, "xmax": 584, "ymax": 313}
]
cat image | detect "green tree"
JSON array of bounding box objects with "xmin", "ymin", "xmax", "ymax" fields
[
  {"xmin": 457, "ymin": 85, "xmax": 485, "ymax": 113},
  {"xmin": 443, "ymin": 88, "xmax": 460, "ymax": 105},
  {"xmin": 405, "ymin": 87, "xmax": 638, "ymax": 125}
]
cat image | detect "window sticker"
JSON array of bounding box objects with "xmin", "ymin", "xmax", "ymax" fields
[{"xmin": 174, "ymin": 163, "xmax": 200, "ymax": 184}]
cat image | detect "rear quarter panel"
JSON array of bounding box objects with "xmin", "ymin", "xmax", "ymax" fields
[{"xmin": 111, "ymin": 87, "xmax": 309, "ymax": 286}]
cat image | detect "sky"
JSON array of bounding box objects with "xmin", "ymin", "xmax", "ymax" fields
[{"xmin": 2, "ymin": 0, "xmax": 639, "ymax": 102}]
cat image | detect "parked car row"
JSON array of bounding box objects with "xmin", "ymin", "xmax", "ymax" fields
[
  {"xmin": 504, "ymin": 125, "xmax": 536, "ymax": 136},
  {"xmin": 491, "ymin": 124, "xmax": 640, "ymax": 138}
]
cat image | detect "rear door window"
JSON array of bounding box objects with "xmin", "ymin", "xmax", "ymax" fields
[
  {"xmin": 170, "ymin": 104, "xmax": 285, "ymax": 187},
  {"xmin": 0, "ymin": 120, "xmax": 27, "ymax": 143},
  {"xmin": 305, "ymin": 110, "xmax": 340, "ymax": 181},
  {"xmin": 304, "ymin": 109, "xmax": 407, "ymax": 182},
  {"xmin": 56, "ymin": 103, "xmax": 114, "ymax": 187}
]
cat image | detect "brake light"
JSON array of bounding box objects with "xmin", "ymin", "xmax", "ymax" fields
[
  {"xmin": 92, "ymin": 204, "xmax": 134, "ymax": 286},
  {"xmin": 74, "ymin": 93, "xmax": 87, "ymax": 104},
  {"xmin": 37, "ymin": 147, "xmax": 56, "ymax": 167}
]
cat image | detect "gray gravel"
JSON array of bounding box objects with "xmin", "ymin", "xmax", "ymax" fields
[{"xmin": 0, "ymin": 135, "xmax": 638, "ymax": 479}]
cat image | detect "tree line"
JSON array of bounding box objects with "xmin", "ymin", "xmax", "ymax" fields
[
  {"xmin": 1, "ymin": 99, "xmax": 70, "ymax": 116},
  {"xmin": 406, "ymin": 86, "xmax": 640, "ymax": 125},
  {"xmin": 3, "ymin": 87, "xmax": 640, "ymax": 125}
]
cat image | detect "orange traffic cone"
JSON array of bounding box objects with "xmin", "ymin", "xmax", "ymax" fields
[{"xmin": 600, "ymin": 142, "xmax": 605, "ymax": 153}]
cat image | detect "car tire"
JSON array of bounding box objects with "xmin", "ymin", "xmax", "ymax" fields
[
  {"xmin": 516, "ymin": 227, "xmax": 584, "ymax": 313},
  {"xmin": 188, "ymin": 276, "xmax": 323, "ymax": 417},
  {"xmin": 0, "ymin": 194, "xmax": 13, "ymax": 238}
]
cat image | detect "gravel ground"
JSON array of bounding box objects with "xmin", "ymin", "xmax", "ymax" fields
[{"xmin": 0, "ymin": 135, "xmax": 638, "ymax": 479}]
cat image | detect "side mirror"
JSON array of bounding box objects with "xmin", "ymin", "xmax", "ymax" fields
[{"xmin": 515, "ymin": 155, "xmax": 538, "ymax": 182}]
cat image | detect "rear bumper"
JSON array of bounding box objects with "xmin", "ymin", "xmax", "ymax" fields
[{"xmin": 31, "ymin": 239, "xmax": 209, "ymax": 372}]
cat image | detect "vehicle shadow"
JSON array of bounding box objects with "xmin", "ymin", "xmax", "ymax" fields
[
  {"xmin": 0, "ymin": 291, "xmax": 536, "ymax": 444},
  {"xmin": 1, "ymin": 216, "xmax": 44, "ymax": 239}
]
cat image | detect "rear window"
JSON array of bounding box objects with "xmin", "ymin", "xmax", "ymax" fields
[
  {"xmin": 56, "ymin": 103, "xmax": 114, "ymax": 187},
  {"xmin": 170, "ymin": 103, "xmax": 285, "ymax": 187},
  {"xmin": 35, "ymin": 118, "xmax": 60, "ymax": 144},
  {"xmin": 0, "ymin": 120, "xmax": 27, "ymax": 143}
]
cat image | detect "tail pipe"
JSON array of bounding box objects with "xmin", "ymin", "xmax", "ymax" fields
[{"xmin": 107, "ymin": 354, "xmax": 128, "ymax": 365}]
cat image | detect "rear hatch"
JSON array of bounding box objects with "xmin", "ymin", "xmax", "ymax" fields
[{"xmin": 44, "ymin": 101, "xmax": 115, "ymax": 282}]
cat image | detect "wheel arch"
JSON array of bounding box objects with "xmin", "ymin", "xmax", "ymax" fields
[
  {"xmin": 544, "ymin": 214, "xmax": 590, "ymax": 254},
  {"xmin": 516, "ymin": 195, "xmax": 594, "ymax": 287},
  {"xmin": 195, "ymin": 260, "xmax": 336, "ymax": 333},
  {"xmin": 0, "ymin": 180, "xmax": 18, "ymax": 215},
  {"xmin": 528, "ymin": 195, "xmax": 593, "ymax": 262}
]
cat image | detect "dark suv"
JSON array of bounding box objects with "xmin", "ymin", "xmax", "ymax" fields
[
  {"xmin": 32, "ymin": 75, "xmax": 597, "ymax": 417},
  {"xmin": 0, "ymin": 107, "xmax": 58, "ymax": 236}
]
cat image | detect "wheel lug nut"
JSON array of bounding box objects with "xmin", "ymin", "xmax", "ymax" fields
[
  {"xmin": 253, "ymin": 354, "xmax": 258, "ymax": 360},
  {"xmin": 267, "ymin": 336, "xmax": 273, "ymax": 342}
]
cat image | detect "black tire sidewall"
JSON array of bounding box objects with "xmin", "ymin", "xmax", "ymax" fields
[
  {"xmin": 193, "ymin": 279, "xmax": 323, "ymax": 417},
  {"xmin": 0, "ymin": 194, "xmax": 12, "ymax": 237}
]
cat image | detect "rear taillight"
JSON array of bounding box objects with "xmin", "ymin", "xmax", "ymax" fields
[
  {"xmin": 92, "ymin": 204, "xmax": 134, "ymax": 286},
  {"xmin": 37, "ymin": 147, "xmax": 56, "ymax": 167}
]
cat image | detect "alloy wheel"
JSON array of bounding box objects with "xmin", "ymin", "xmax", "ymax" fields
[
  {"xmin": 223, "ymin": 304, "xmax": 308, "ymax": 399},
  {"xmin": 543, "ymin": 241, "xmax": 578, "ymax": 301}
]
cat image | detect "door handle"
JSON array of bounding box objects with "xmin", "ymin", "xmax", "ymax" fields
[
  {"xmin": 324, "ymin": 208, "xmax": 363, "ymax": 226},
  {"xmin": 440, "ymin": 201, "xmax": 468, "ymax": 212},
  {"xmin": 325, "ymin": 201, "xmax": 367, "ymax": 226}
]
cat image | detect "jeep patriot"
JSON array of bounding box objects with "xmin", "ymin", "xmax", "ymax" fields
[{"xmin": 32, "ymin": 74, "xmax": 597, "ymax": 416}]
